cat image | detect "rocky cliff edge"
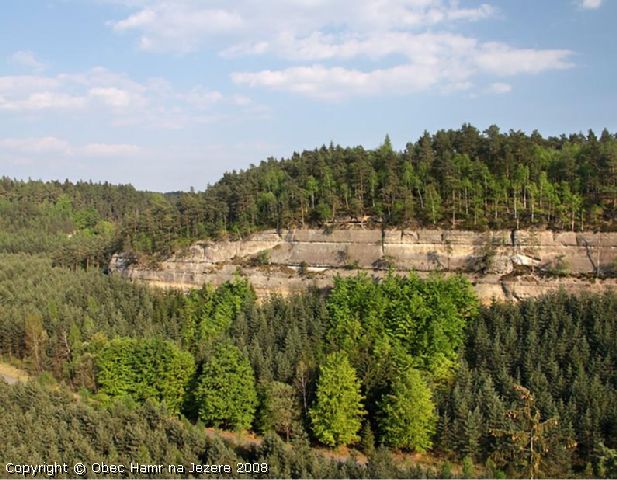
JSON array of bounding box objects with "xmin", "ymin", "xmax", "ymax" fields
[{"xmin": 110, "ymin": 228, "xmax": 617, "ymax": 303}]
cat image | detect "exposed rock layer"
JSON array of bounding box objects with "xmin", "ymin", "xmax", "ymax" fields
[{"xmin": 110, "ymin": 229, "xmax": 617, "ymax": 303}]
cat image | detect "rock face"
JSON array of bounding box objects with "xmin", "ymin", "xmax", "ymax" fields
[{"xmin": 110, "ymin": 228, "xmax": 617, "ymax": 303}]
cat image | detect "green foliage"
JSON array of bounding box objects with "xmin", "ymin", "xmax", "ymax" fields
[
  {"xmin": 0, "ymin": 178, "xmax": 146, "ymax": 266},
  {"xmin": 0, "ymin": 380, "xmax": 437, "ymax": 479},
  {"xmin": 595, "ymin": 443, "xmax": 617, "ymax": 478},
  {"xmin": 195, "ymin": 342, "xmax": 257, "ymax": 430},
  {"xmin": 310, "ymin": 352, "xmax": 365, "ymax": 447},
  {"xmin": 119, "ymin": 126, "xmax": 615, "ymax": 251},
  {"xmin": 95, "ymin": 337, "xmax": 194, "ymax": 414},
  {"xmin": 549, "ymin": 253, "xmax": 571, "ymax": 276},
  {"xmin": 326, "ymin": 273, "xmax": 478, "ymax": 383},
  {"xmin": 0, "ymin": 381, "xmax": 208, "ymax": 472},
  {"xmin": 476, "ymin": 236, "xmax": 497, "ymax": 273},
  {"xmin": 0, "ymin": 254, "xmax": 184, "ymax": 385},
  {"xmin": 256, "ymin": 380, "xmax": 299, "ymax": 439},
  {"xmin": 3, "ymin": 127, "xmax": 617, "ymax": 262},
  {"xmin": 439, "ymin": 460, "xmax": 453, "ymax": 479},
  {"xmin": 359, "ymin": 422, "xmax": 376, "ymax": 455},
  {"xmin": 254, "ymin": 250, "xmax": 271, "ymax": 266},
  {"xmin": 318, "ymin": 272, "xmax": 477, "ymax": 454},
  {"xmin": 366, "ymin": 446, "xmax": 431, "ymax": 478},
  {"xmin": 489, "ymin": 385, "xmax": 571, "ymax": 479},
  {"xmin": 74, "ymin": 207, "xmax": 101, "ymax": 230},
  {"xmin": 180, "ymin": 276, "xmax": 256, "ymax": 358},
  {"xmin": 438, "ymin": 291, "xmax": 617, "ymax": 476},
  {"xmin": 298, "ymin": 260, "xmax": 309, "ymax": 276},
  {"xmin": 462, "ymin": 456, "xmax": 475, "ymax": 478},
  {"xmin": 4, "ymin": 209, "xmax": 617, "ymax": 479},
  {"xmin": 378, "ymin": 369, "xmax": 437, "ymax": 452}
]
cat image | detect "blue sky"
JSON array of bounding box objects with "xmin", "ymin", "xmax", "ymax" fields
[{"xmin": 0, "ymin": 0, "xmax": 614, "ymax": 191}]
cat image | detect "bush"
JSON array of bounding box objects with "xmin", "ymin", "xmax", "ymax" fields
[{"xmin": 254, "ymin": 250, "xmax": 271, "ymax": 266}]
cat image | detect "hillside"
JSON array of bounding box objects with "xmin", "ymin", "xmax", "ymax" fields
[
  {"xmin": 2, "ymin": 125, "xmax": 617, "ymax": 268},
  {"xmin": 2, "ymin": 253, "xmax": 617, "ymax": 478},
  {"xmin": 3, "ymin": 126, "xmax": 617, "ymax": 478}
]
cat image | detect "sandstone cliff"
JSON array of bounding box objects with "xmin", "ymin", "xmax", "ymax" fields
[{"xmin": 110, "ymin": 228, "xmax": 617, "ymax": 303}]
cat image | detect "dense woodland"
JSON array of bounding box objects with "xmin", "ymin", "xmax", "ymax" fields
[
  {"xmin": 0, "ymin": 381, "xmax": 435, "ymax": 479},
  {"xmin": 1, "ymin": 254, "xmax": 617, "ymax": 477},
  {"xmin": 2, "ymin": 125, "xmax": 617, "ymax": 478},
  {"xmin": 2, "ymin": 125, "xmax": 617, "ymax": 263}
]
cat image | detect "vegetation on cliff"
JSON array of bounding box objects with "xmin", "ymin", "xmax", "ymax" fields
[
  {"xmin": 189, "ymin": 127, "xmax": 617, "ymax": 238},
  {"xmin": 2, "ymin": 125, "xmax": 617, "ymax": 263}
]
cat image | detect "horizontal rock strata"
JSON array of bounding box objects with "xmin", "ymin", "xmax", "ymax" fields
[{"xmin": 110, "ymin": 229, "xmax": 617, "ymax": 303}]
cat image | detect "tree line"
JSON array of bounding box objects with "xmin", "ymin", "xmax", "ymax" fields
[
  {"xmin": 0, "ymin": 255, "xmax": 474, "ymax": 454},
  {"xmin": 125, "ymin": 125, "xmax": 617, "ymax": 254},
  {"xmin": 437, "ymin": 291, "xmax": 617, "ymax": 477},
  {"xmin": 2, "ymin": 125, "xmax": 617, "ymax": 262},
  {"xmin": 0, "ymin": 178, "xmax": 153, "ymax": 267}
]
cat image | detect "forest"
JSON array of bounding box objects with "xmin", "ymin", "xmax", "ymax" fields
[
  {"xmin": 1, "ymin": 253, "xmax": 617, "ymax": 478},
  {"xmin": 2, "ymin": 125, "xmax": 617, "ymax": 478},
  {"xmin": 2, "ymin": 125, "xmax": 617, "ymax": 263}
]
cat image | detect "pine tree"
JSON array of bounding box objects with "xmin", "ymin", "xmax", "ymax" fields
[{"xmin": 256, "ymin": 380, "xmax": 298, "ymax": 439}]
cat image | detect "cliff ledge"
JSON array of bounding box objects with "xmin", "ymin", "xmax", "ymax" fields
[{"xmin": 110, "ymin": 228, "xmax": 617, "ymax": 302}]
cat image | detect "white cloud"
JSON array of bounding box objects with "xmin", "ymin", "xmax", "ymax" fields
[
  {"xmin": 580, "ymin": 0, "xmax": 602, "ymax": 9},
  {"xmin": 224, "ymin": 31, "xmax": 477, "ymax": 62},
  {"xmin": 180, "ymin": 87, "xmax": 224, "ymax": 109},
  {"xmin": 81, "ymin": 143, "xmax": 142, "ymax": 156},
  {"xmin": 108, "ymin": 0, "xmax": 495, "ymax": 53},
  {"xmin": 108, "ymin": 0, "xmax": 575, "ymax": 100},
  {"xmin": 474, "ymin": 43, "xmax": 572, "ymax": 75},
  {"xmin": 230, "ymin": 28, "xmax": 573, "ymax": 99},
  {"xmin": 0, "ymin": 136, "xmax": 72, "ymax": 155},
  {"xmin": 0, "ymin": 136, "xmax": 141, "ymax": 158},
  {"xmin": 110, "ymin": 3, "xmax": 245, "ymax": 53},
  {"xmin": 0, "ymin": 75, "xmax": 60, "ymax": 94},
  {"xmin": 0, "ymin": 69, "xmax": 140, "ymax": 112},
  {"xmin": 488, "ymin": 82, "xmax": 512, "ymax": 94},
  {"xmin": 89, "ymin": 87, "xmax": 141, "ymax": 108},
  {"xmin": 232, "ymin": 36, "xmax": 572, "ymax": 99},
  {"xmin": 0, "ymin": 66, "xmax": 262, "ymax": 126},
  {"xmin": 233, "ymin": 64, "xmax": 443, "ymax": 100},
  {"xmin": 0, "ymin": 92, "xmax": 87, "ymax": 111},
  {"xmin": 8, "ymin": 51, "xmax": 47, "ymax": 72}
]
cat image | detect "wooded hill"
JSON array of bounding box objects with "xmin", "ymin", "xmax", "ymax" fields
[
  {"xmin": 2, "ymin": 125, "xmax": 617, "ymax": 265},
  {"xmin": 1, "ymin": 254, "xmax": 617, "ymax": 478},
  {"xmin": 2, "ymin": 125, "xmax": 617, "ymax": 478}
]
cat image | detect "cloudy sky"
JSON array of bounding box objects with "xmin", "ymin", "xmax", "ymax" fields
[{"xmin": 0, "ymin": 0, "xmax": 614, "ymax": 191}]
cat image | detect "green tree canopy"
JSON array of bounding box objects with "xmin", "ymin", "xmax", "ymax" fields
[
  {"xmin": 195, "ymin": 342, "xmax": 257, "ymax": 430},
  {"xmin": 256, "ymin": 380, "xmax": 298, "ymax": 439},
  {"xmin": 378, "ymin": 368, "xmax": 436, "ymax": 452},
  {"xmin": 310, "ymin": 351, "xmax": 365, "ymax": 447},
  {"xmin": 95, "ymin": 337, "xmax": 194, "ymax": 414},
  {"xmin": 326, "ymin": 273, "xmax": 478, "ymax": 382}
]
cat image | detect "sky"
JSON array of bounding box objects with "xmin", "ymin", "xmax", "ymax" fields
[{"xmin": 0, "ymin": 0, "xmax": 615, "ymax": 192}]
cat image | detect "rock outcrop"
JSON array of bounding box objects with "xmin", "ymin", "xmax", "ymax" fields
[{"xmin": 110, "ymin": 228, "xmax": 617, "ymax": 303}]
